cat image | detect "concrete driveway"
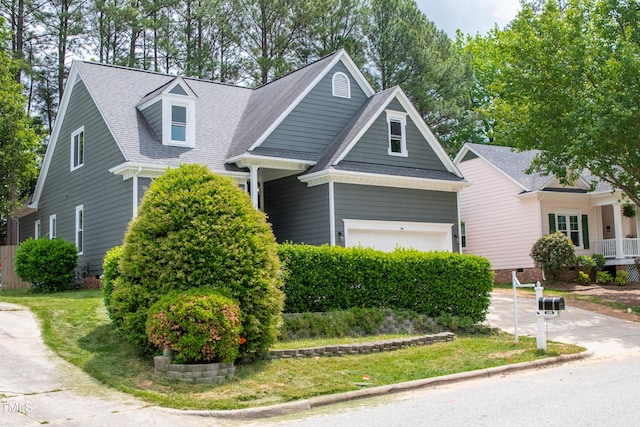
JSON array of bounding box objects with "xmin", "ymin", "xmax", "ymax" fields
[{"xmin": 487, "ymin": 291, "xmax": 640, "ymax": 357}]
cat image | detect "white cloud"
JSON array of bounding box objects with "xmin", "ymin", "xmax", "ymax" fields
[{"xmin": 415, "ymin": 0, "xmax": 521, "ymax": 38}]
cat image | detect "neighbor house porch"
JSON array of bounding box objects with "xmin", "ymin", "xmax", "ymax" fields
[{"xmin": 592, "ymin": 202, "xmax": 639, "ymax": 260}]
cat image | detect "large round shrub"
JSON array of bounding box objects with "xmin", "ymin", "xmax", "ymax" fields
[
  {"xmin": 146, "ymin": 288, "xmax": 242, "ymax": 363},
  {"xmin": 15, "ymin": 237, "xmax": 78, "ymax": 292},
  {"xmin": 530, "ymin": 231, "xmax": 575, "ymax": 281},
  {"xmin": 109, "ymin": 164, "xmax": 284, "ymax": 361}
]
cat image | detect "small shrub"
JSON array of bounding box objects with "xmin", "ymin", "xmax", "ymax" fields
[
  {"xmin": 102, "ymin": 245, "xmax": 123, "ymax": 321},
  {"xmin": 146, "ymin": 289, "xmax": 242, "ymax": 364},
  {"xmin": 615, "ymin": 270, "xmax": 629, "ymax": 286},
  {"xmin": 596, "ymin": 271, "xmax": 613, "ymax": 284},
  {"xmin": 576, "ymin": 271, "xmax": 591, "ymax": 285},
  {"xmin": 591, "ymin": 254, "xmax": 606, "ymax": 272},
  {"xmin": 575, "ymin": 255, "xmax": 595, "ymax": 272},
  {"xmin": 15, "ymin": 238, "xmax": 78, "ymax": 292},
  {"xmin": 530, "ymin": 232, "xmax": 575, "ymax": 281}
]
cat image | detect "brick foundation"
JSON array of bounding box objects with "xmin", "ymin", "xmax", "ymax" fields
[{"xmin": 494, "ymin": 267, "xmax": 543, "ymax": 284}]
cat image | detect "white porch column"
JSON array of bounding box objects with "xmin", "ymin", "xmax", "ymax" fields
[
  {"xmin": 613, "ymin": 203, "xmax": 624, "ymax": 259},
  {"xmin": 249, "ymin": 166, "xmax": 259, "ymax": 209}
]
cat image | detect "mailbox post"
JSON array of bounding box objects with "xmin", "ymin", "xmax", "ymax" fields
[
  {"xmin": 534, "ymin": 284, "xmax": 565, "ymax": 350},
  {"xmin": 512, "ymin": 272, "xmax": 566, "ymax": 350}
]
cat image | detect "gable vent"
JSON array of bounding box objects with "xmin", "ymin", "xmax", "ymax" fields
[{"xmin": 332, "ymin": 72, "xmax": 351, "ymax": 98}]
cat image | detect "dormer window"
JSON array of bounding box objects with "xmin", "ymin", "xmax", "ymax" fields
[
  {"xmin": 136, "ymin": 78, "xmax": 197, "ymax": 148},
  {"xmin": 332, "ymin": 72, "xmax": 351, "ymax": 98},
  {"xmin": 386, "ymin": 110, "xmax": 407, "ymax": 157}
]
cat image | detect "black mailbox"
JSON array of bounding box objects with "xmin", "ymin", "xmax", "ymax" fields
[{"xmin": 538, "ymin": 297, "xmax": 565, "ymax": 311}]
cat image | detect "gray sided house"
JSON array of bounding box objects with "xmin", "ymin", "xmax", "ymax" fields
[{"xmin": 17, "ymin": 50, "xmax": 466, "ymax": 279}]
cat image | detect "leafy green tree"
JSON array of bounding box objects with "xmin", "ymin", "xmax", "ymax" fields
[
  {"xmin": 364, "ymin": 0, "xmax": 473, "ymax": 152},
  {"xmin": 0, "ymin": 19, "xmax": 43, "ymax": 243},
  {"xmin": 478, "ymin": 0, "xmax": 640, "ymax": 206}
]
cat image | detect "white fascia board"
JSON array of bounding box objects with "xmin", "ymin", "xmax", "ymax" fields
[
  {"xmin": 226, "ymin": 153, "xmax": 315, "ymax": 170},
  {"xmin": 299, "ymin": 168, "xmax": 468, "ymax": 192},
  {"xmin": 109, "ymin": 162, "xmax": 249, "ymax": 184},
  {"xmin": 248, "ymin": 50, "xmax": 375, "ymax": 152}
]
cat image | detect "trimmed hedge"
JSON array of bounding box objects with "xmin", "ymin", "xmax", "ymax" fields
[{"xmin": 278, "ymin": 244, "xmax": 493, "ymax": 322}]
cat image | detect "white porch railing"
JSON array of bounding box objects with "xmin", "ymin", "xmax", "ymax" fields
[{"xmin": 594, "ymin": 238, "xmax": 640, "ymax": 258}]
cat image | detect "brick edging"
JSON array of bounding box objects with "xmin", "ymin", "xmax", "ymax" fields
[{"xmin": 268, "ymin": 332, "xmax": 455, "ymax": 359}]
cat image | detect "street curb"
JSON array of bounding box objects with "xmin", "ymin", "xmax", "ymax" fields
[{"xmin": 160, "ymin": 350, "xmax": 592, "ymax": 420}]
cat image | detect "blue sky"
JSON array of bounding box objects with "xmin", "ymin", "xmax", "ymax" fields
[{"xmin": 415, "ymin": 0, "xmax": 522, "ymax": 38}]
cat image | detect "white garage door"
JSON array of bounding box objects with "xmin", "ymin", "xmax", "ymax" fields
[{"xmin": 343, "ymin": 219, "xmax": 454, "ymax": 252}]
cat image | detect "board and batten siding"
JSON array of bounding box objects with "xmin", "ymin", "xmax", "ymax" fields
[
  {"xmin": 19, "ymin": 79, "xmax": 130, "ymax": 277},
  {"xmin": 260, "ymin": 62, "xmax": 369, "ymax": 156},
  {"xmin": 457, "ymin": 156, "xmax": 540, "ymax": 270},
  {"xmin": 344, "ymin": 99, "xmax": 447, "ymax": 171},
  {"xmin": 333, "ymin": 183, "xmax": 459, "ymax": 252},
  {"xmin": 263, "ymin": 175, "xmax": 330, "ymax": 245}
]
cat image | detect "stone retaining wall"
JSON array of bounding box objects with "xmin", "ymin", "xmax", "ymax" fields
[
  {"xmin": 268, "ymin": 332, "xmax": 455, "ymax": 359},
  {"xmin": 154, "ymin": 356, "xmax": 235, "ymax": 384}
]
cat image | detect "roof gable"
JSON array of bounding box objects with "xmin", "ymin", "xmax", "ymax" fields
[
  {"xmin": 227, "ymin": 49, "xmax": 375, "ymax": 159},
  {"xmin": 454, "ymin": 142, "xmax": 612, "ymax": 193},
  {"xmin": 307, "ymin": 87, "xmax": 461, "ymax": 178}
]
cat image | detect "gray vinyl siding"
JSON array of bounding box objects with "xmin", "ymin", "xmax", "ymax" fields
[
  {"xmin": 344, "ymin": 99, "xmax": 447, "ymax": 171},
  {"xmin": 333, "ymin": 183, "xmax": 460, "ymax": 252},
  {"xmin": 140, "ymin": 100, "xmax": 162, "ymax": 140},
  {"xmin": 19, "ymin": 79, "xmax": 130, "ymax": 276},
  {"xmin": 263, "ymin": 175, "xmax": 330, "ymax": 245},
  {"xmin": 138, "ymin": 178, "xmax": 152, "ymax": 203},
  {"xmin": 260, "ymin": 62, "xmax": 368, "ymax": 156}
]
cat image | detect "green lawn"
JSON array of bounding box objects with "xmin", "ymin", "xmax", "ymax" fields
[{"xmin": 0, "ymin": 289, "xmax": 584, "ymax": 410}]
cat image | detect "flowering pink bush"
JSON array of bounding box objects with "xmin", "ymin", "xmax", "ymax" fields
[{"xmin": 146, "ymin": 289, "xmax": 242, "ymax": 363}]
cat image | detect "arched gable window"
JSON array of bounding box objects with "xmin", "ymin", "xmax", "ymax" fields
[{"xmin": 332, "ymin": 72, "xmax": 351, "ymax": 98}]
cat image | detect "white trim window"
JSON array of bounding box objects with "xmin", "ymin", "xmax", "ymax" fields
[
  {"xmin": 49, "ymin": 214, "xmax": 57, "ymax": 239},
  {"xmin": 554, "ymin": 212, "xmax": 583, "ymax": 248},
  {"xmin": 35, "ymin": 219, "xmax": 41, "ymax": 239},
  {"xmin": 332, "ymin": 72, "xmax": 351, "ymax": 98},
  {"xmin": 162, "ymin": 96, "xmax": 196, "ymax": 147},
  {"xmin": 75, "ymin": 205, "xmax": 84, "ymax": 254},
  {"xmin": 386, "ymin": 110, "xmax": 408, "ymax": 157},
  {"xmin": 70, "ymin": 127, "xmax": 85, "ymax": 171}
]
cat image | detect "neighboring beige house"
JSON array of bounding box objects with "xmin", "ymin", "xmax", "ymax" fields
[{"xmin": 454, "ymin": 143, "xmax": 639, "ymax": 283}]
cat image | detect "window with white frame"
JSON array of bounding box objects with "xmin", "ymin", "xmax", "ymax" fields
[
  {"xmin": 332, "ymin": 72, "xmax": 351, "ymax": 98},
  {"xmin": 35, "ymin": 219, "xmax": 41, "ymax": 239},
  {"xmin": 386, "ymin": 111, "xmax": 407, "ymax": 156},
  {"xmin": 75, "ymin": 205, "xmax": 84, "ymax": 254},
  {"xmin": 49, "ymin": 214, "xmax": 57, "ymax": 239},
  {"xmin": 71, "ymin": 127, "xmax": 84, "ymax": 170},
  {"xmin": 162, "ymin": 97, "xmax": 196, "ymax": 147},
  {"xmin": 550, "ymin": 212, "xmax": 589, "ymax": 249}
]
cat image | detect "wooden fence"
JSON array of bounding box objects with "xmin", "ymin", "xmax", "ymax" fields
[{"xmin": 0, "ymin": 246, "xmax": 30, "ymax": 290}]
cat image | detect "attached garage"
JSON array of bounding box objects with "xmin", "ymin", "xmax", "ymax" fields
[{"xmin": 342, "ymin": 219, "xmax": 454, "ymax": 252}]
